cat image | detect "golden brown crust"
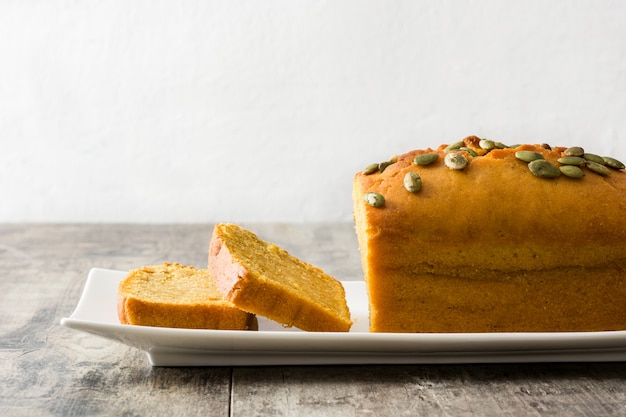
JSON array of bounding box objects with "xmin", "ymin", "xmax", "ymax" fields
[
  {"xmin": 117, "ymin": 262, "xmax": 257, "ymax": 330},
  {"xmin": 208, "ymin": 223, "xmax": 352, "ymax": 332},
  {"xmin": 353, "ymin": 136, "xmax": 626, "ymax": 332}
]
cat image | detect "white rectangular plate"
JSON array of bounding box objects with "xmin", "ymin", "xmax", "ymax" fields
[{"xmin": 61, "ymin": 268, "xmax": 626, "ymax": 366}]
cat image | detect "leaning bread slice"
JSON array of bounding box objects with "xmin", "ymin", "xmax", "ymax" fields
[
  {"xmin": 117, "ymin": 262, "xmax": 257, "ymax": 330},
  {"xmin": 208, "ymin": 223, "xmax": 352, "ymax": 332}
]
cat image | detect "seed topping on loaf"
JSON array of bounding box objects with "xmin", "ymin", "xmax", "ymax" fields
[{"xmin": 360, "ymin": 135, "xmax": 624, "ymax": 208}]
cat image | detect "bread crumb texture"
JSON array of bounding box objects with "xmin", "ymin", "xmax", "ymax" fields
[
  {"xmin": 117, "ymin": 262, "xmax": 257, "ymax": 330},
  {"xmin": 209, "ymin": 223, "xmax": 352, "ymax": 332}
]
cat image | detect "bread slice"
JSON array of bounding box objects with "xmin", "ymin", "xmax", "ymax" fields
[
  {"xmin": 117, "ymin": 262, "xmax": 257, "ymax": 330},
  {"xmin": 208, "ymin": 223, "xmax": 352, "ymax": 332}
]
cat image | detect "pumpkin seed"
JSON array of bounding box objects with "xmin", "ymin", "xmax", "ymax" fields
[
  {"xmin": 495, "ymin": 142, "xmax": 507, "ymax": 149},
  {"xmin": 459, "ymin": 147, "xmax": 478, "ymax": 157},
  {"xmin": 515, "ymin": 150, "xmax": 544, "ymax": 163},
  {"xmin": 479, "ymin": 139, "xmax": 496, "ymax": 151},
  {"xmin": 444, "ymin": 153, "xmax": 468, "ymax": 170},
  {"xmin": 603, "ymin": 156, "xmax": 625, "ymax": 170},
  {"xmin": 559, "ymin": 165, "xmax": 585, "ymax": 179},
  {"xmin": 584, "ymin": 153, "xmax": 606, "ymax": 165},
  {"xmin": 364, "ymin": 192, "xmax": 385, "ymax": 207},
  {"xmin": 528, "ymin": 159, "xmax": 560, "ymax": 178},
  {"xmin": 557, "ymin": 156, "xmax": 585, "ymax": 166},
  {"xmin": 403, "ymin": 172, "xmax": 422, "ymax": 193},
  {"xmin": 362, "ymin": 163, "xmax": 379, "ymax": 175},
  {"xmin": 414, "ymin": 153, "xmax": 439, "ymax": 166},
  {"xmin": 586, "ymin": 161, "xmax": 611, "ymax": 176},
  {"xmin": 564, "ymin": 146, "xmax": 585, "ymax": 157},
  {"xmin": 378, "ymin": 161, "xmax": 393, "ymax": 172},
  {"xmin": 444, "ymin": 141, "xmax": 465, "ymax": 152}
]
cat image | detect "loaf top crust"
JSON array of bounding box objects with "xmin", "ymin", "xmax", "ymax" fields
[{"xmin": 353, "ymin": 136, "xmax": 626, "ymax": 272}]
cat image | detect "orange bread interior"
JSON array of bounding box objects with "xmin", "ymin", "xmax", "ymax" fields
[
  {"xmin": 208, "ymin": 223, "xmax": 352, "ymax": 332},
  {"xmin": 117, "ymin": 262, "xmax": 257, "ymax": 330}
]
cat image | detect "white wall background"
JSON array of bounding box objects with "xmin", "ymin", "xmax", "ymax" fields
[{"xmin": 2, "ymin": 0, "xmax": 625, "ymax": 223}]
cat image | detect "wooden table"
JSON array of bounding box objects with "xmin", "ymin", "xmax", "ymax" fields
[{"xmin": 2, "ymin": 223, "xmax": 625, "ymax": 416}]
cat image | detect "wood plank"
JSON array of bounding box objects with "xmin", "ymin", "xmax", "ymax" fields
[
  {"xmin": 0, "ymin": 224, "xmax": 233, "ymax": 416},
  {"xmin": 231, "ymin": 364, "xmax": 626, "ymax": 416}
]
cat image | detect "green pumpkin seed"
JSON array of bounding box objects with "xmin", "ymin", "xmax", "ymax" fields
[
  {"xmin": 403, "ymin": 172, "xmax": 422, "ymax": 193},
  {"xmin": 364, "ymin": 192, "xmax": 385, "ymax": 207},
  {"xmin": 559, "ymin": 165, "xmax": 585, "ymax": 179},
  {"xmin": 459, "ymin": 147, "xmax": 478, "ymax": 157},
  {"xmin": 564, "ymin": 146, "xmax": 585, "ymax": 157},
  {"xmin": 444, "ymin": 153, "xmax": 469, "ymax": 170},
  {"xmin": 495, "ymin": 142, "xmax": 507, "ymax": 149},
  {"xmin": 378, "ymin": 161, "xmax": 393, "ymax": 173},
  {"xmin": 557, "ymin": 156, "xmax": 585, "ymax": 166},
  {"xmin": 528, "ymin": 159, "xmax": 560, "ymax": 178},
  {"xmin": 586, "ymin": 161, "xmax": 611, "ymax": 176},
  {"xmin": 584, "ymin": 153, "xmax": 606, "ymax": 165},
  {"xmin": 479, "ymin": 139, "xmax": 496, "ymax": 151},
  {"xmin": 414, "ymin": 153, "xmax": 439, "ymax": 166},
  {"xmin": 362, "ymin": 163, "xmax": 379, "ymax": 175},
  {"xmin": 603, "ymin": 156, "xmax": 625, "ymax": 170},
  {"xmin": 515, "ymin": 150, "xmax": 544, "ymax": 163},
  {"xmin": 444, "ymin": 141, "xmax": 465, "ymax": 152}
]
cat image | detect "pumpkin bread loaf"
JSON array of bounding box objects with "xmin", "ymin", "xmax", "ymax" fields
[
  {"xmin": 117, "ymin": 262, "xmax": 257, "ymax": 330},
  {"xmin": 353, "ymin": 136, "xmax": 626, "ymax": 333},
  {"xmin": 208, "ymin": 223, "xmax": 352, "ymax": 332}
]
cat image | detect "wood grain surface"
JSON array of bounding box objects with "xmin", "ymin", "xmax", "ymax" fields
[{"xmin": 1, "ymin": 223, "xmax": 625, "ymax": 417}]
